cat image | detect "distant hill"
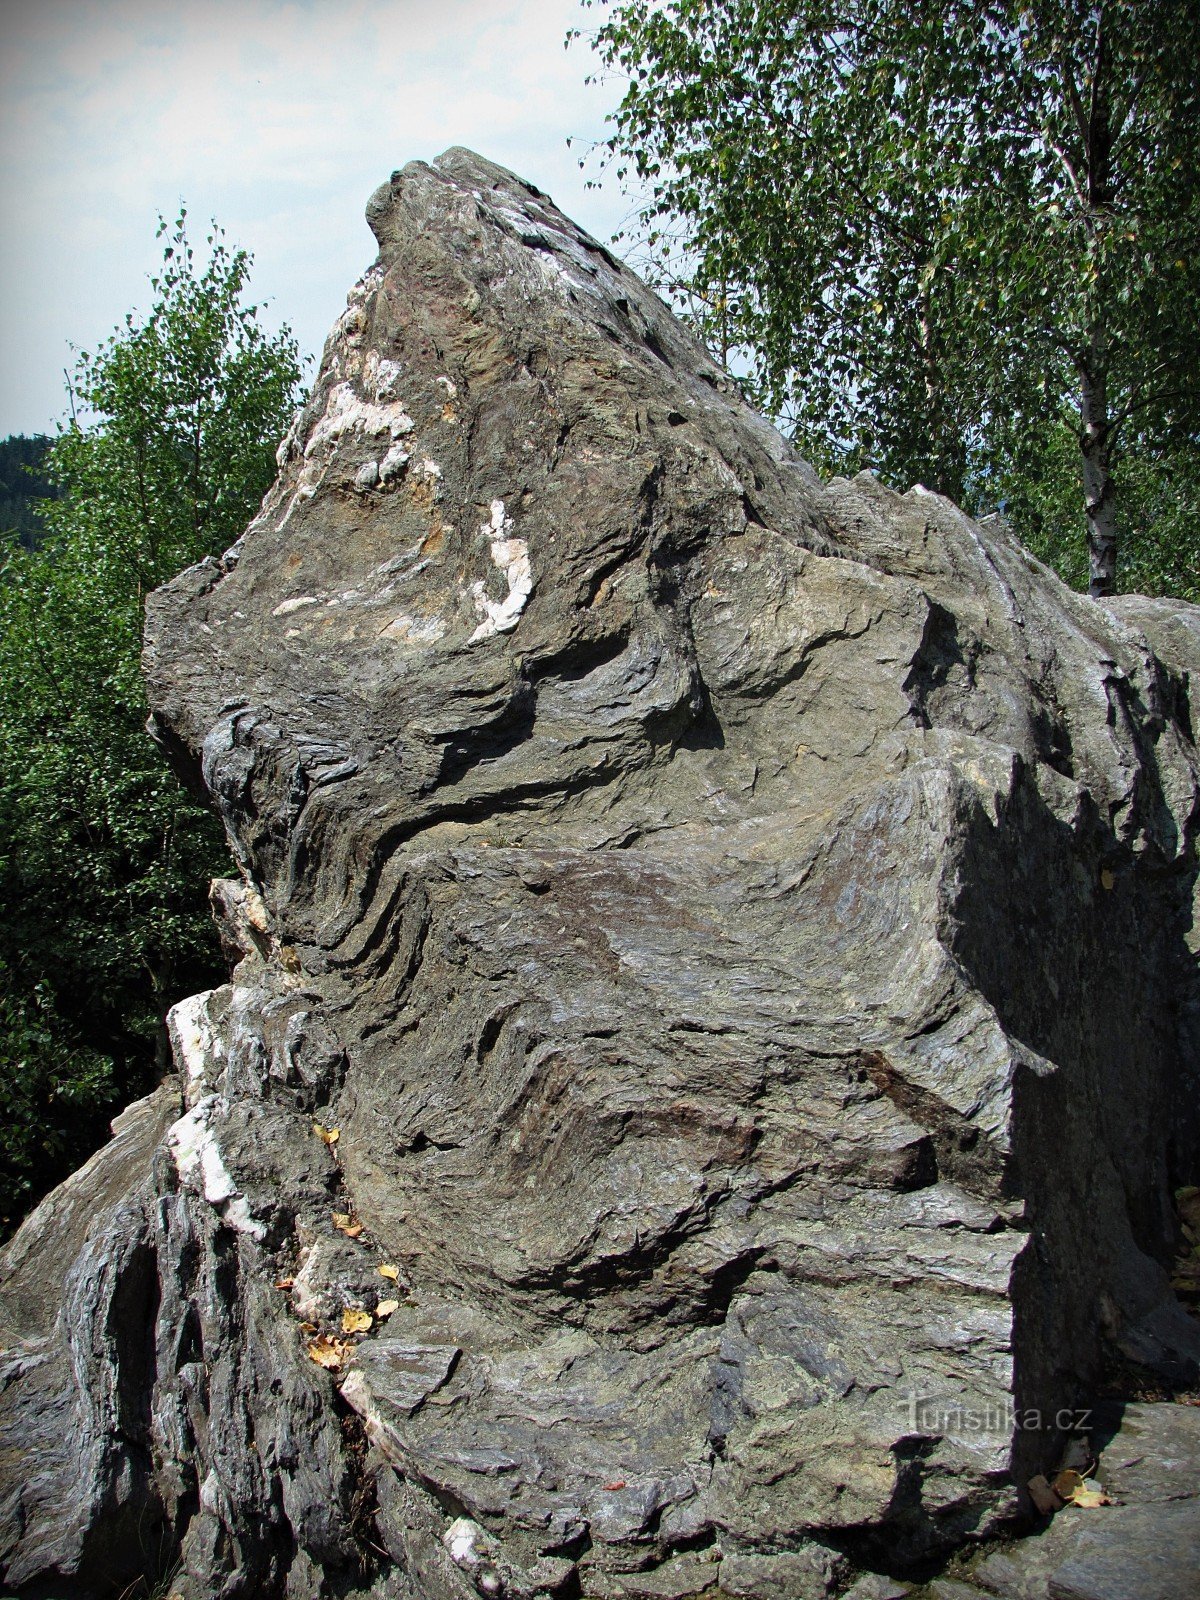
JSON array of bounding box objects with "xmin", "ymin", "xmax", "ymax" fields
[{"xmin": 0, "ymin": 434, "xmax": 60, "ymax": 551}]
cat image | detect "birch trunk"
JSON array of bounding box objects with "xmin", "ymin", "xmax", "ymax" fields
[{"xmin": 1079, "ymin": 357, "xmax": 1117, "ymax": 597}]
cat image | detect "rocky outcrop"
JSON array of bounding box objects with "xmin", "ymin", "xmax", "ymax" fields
[
  {"xmin": 2, "ymin": 150, "xmax": 1198, "ymax": 1600},
  {"xmin": 947, "ymin": 1402, "xmax": 1200, "ymax": 1598}
]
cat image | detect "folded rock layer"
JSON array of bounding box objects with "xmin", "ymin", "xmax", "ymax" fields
[{"xmin": 2, "ymin": 149, "xmax": 1199, "ymax": 1600}]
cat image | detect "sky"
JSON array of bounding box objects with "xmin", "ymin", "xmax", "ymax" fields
[{"xmin": 0, "ymin": 0, "xmax": 635, "ymax": 438}]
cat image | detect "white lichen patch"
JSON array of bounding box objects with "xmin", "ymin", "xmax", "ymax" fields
[
  {"xmin": 275, "ymin": 406, "xmax": 306, "ymax": 468},
  {"xmin": 436, "ymin": 375, "xmax": 458, "ymax": 398},
  {"xmin": 469, "ymin": 499, "xmax": 532, "ymax": 642},
  {"xmin": 277, "ymin": 463, "xmax": 325, "ymax": 530},
  {"xmin": 305, "ymin": 382, "xmax": 415, "ymax": 456},
  {"xmin": 443, "ymin": 1517, "xmax": 493, "ymax": 1569},
  {"xmin": 334, "ymin": 304, "xmax": 367, "ymax": 349},
  {"xmin": 167, "ymin": 1096, "xmax": 265, "ymax": 1239},
  {"xmin": 168, "ymin": 990, "xmax": 223, "ymax": 1106},
  {"xmin": 274, "ymin": 269, "xmax": 418, "ymax": 525},
  {"xmin": 289, "ymin": 1238, "xmax": 332, "ymax": 1322},
  {"xmin": 372, "ymin": 540, "xmax": 426, "ymax": 579},
  {"xmin": 272, "ymin": 596, "xmax": 320, "ymax": 617},
  {"xmin": 366, "ymin": 351, "xmax": 404, "ymax": 400},
  {"xmin": 380, "ymin": 611, "xmax": 448, "ymax": 645},
  {"xmin": 379, "ymin": 443, "xmax": 410, "ymax": 483},
  {"xmin": 347, "ymin": 262, "xmax": 385, "ymax": 305},
  {"xmin": 277, "ymin": 380, "xmax": 417, "ymax": 528}
]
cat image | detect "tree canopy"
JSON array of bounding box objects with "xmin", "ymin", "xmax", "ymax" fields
[
  {"xmin": 0, "ymin": 214, "xmax": 304, "ymax": 1230},
  {"xmin": 581, "ymin": 0, "xmax": 1200, "ymax": 597}
]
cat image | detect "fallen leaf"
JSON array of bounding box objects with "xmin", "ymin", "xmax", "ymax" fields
[
  {"xmin": 1027, "ymin": 1473, "xmax": 1062, "ymax": 1515},
  {"xmin": 307, "ymin": 1335, "xmax": 351, "ymax": 1370},
  {"xmin": 342, "ymin": 1307, "xmax": 373, "ymax": 1334},
  {"xmin": 274, "ymin": 1277, "xmax": 294, "ymax": 1290},
  {"xmin": 332, "ymin": 1212, "xmax": 353, "ymax": 1228},
  {"xmin": 1069, "ymin": 1480, "xmax": 1112, "ymax": 1508},
  {"xmin": 1052, "ymin": 1469, "xmax": 1084, "ymax": 1500},
  {"xmin": 1100, "ymin": 868, "xmax": 1115, "ymax": 891},
  {"xmin": 298, "ymin": 1321, "xmax": 318, "ymax": 1335},
  {"xmin": 376, "ymin": 1298, "xmax": 400, "ymax": 1317},
  {"xmin": 378, "ymin": 1263, "xmax": 400, "ymax": 1281},
  {"xmin": 313, "ymin": 1123, "xmax": 341, "ymax": 1146},
  {"xmin": 602, "ymin": 1480, "xmax": 627, "ymax": 1492}
]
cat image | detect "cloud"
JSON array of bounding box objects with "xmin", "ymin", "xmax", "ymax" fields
[{"xmin": 0, "ymin": 0, "xmax": 629, "ymax": 434}]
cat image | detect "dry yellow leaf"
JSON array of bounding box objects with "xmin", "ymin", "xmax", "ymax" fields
[
  {"xmin": 378, "ymin": 1263, "xmax": 400, "ymax": 1281},
  {"xmin": 1070, "ymin": 1482, "xmax": 1112, "ymax": 1508},
  {"xmin": 342, "ymin": 1307, "xmax": 373, "ymax": 1334},
  {"xmin": 307, "ymin": 1335, "xmax": 350, "ymax": 1370},
  {"xmin": 376, "ymin": 1298, "xmax": 400, "ymax": 1317},
  {"xmin": 332, "ymin": 1212, "xmax": 353, "ymax": 1228},
  {"xmin": 313, "ymin": 1123, "xmax": 341, "ymax": 1146},
  {"xmin": 1052, "ymin": 1469, "xmax": 1084, "ymax": 1500}
]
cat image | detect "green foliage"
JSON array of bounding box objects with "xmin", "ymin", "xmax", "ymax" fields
[
  {"xmin": 0, "ymin": 212, "xmax": 304, "ymax": 1232},
  {"xmin": 992, "ymin": 416, "xmax": 1200, "ymax": 603},
  {"xmin": 1118, "ymin": 449, "xmax": 1200, "ymax": 603},
  {"xmin": 0, "ymin": 960, "xmax": 114, "ymax": 1210},
  {"xmin": 581, "ymin": 0, "xmax": 1200, "ymax": 595},
  {"xmin": 0, "ymin": 434, "xmax": 59, "ymax": 551}
]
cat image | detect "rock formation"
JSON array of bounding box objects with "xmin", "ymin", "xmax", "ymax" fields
[{"xmin": 2, "ymin": 149, "xmax": 1199, "ymax": 1600}]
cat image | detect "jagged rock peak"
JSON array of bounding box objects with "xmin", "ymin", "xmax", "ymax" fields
[{"xmin": 2, "ymin": 149, "xmax": 1199, "ymax": 1600}]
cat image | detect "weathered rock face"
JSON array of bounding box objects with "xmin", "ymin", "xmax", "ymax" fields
[{"xmin": 2, "ymin": 150, "xmax": 1199, "ymax": 1600}]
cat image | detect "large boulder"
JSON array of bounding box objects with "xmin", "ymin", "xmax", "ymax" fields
[{"xmin": 2, "ymin": 149, "xmax": 1198, "ymax": 1600}]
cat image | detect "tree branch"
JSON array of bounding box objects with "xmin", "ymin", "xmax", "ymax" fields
[
  {"xmin": 1109, "ymin": 384, "xmax": 1200, "ymax": 434},
  {"xmin": 1047, "ymin": 139, "xmax": 1086, "ymax": 204}
]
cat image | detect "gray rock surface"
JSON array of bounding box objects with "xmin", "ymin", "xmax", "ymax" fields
[
  {"xmin": 954, "ymin": 1401, "xmax": 1200, "ymax": 1599},
  {"xmin": 2, "ymin": 149, "xmax": 1199, "ymax": 1598},
  {"xmin": 966, "ymin": 1498, "xmax": 1200, "ymax": 1600}
]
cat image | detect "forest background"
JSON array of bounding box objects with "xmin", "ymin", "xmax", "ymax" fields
[{"xmin": 1, "ymin": 0, "xmax": 1197, "ymax": 1232}]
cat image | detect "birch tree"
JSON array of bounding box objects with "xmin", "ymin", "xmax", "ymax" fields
[
  {"xmin": 0, "ymin": 214, "xmax": 303, "ymax": 1228},
  {"xmin": 582, "ymin": 0, "xmax": 1200, "ymax": 595}
]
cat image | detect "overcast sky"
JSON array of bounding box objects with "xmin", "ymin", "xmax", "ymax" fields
[{"xmin": 0, "ymin": 0, "xmax": 634, "ymax": 438}]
